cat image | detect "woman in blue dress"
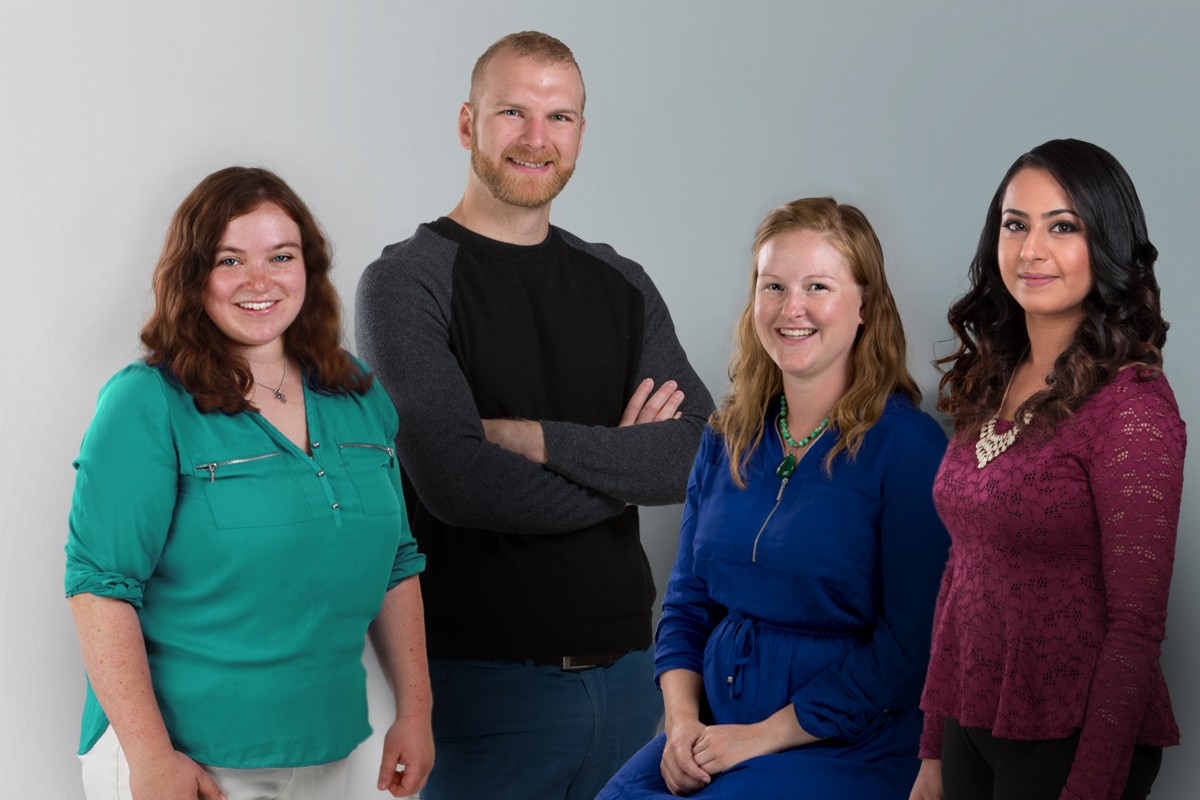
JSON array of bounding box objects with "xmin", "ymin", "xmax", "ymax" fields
[{"xmin": 599, "ymin": 198, "xmax": 950, "ymax": 799}]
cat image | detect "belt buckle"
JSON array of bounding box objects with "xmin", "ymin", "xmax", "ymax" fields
[{"xmin": 560, "ymin": 655, "xmax": 595, "ymax": 671}]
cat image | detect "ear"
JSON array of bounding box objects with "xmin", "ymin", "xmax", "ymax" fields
[
  {"xmin": 577, "ymin": 115, "xmax": 586, "ymax": 155},
  {"xmin": 858, "ymin": 286, "xmax": 867, "ymax": 326},
  {"xmin": 457, "ymin": 102, "xmax": 473, "ymax": 150}
]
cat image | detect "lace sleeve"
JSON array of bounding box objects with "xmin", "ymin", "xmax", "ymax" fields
[{"xmin": 1062, "ymin": 376, "xmax": 1185, "ymax": 800}]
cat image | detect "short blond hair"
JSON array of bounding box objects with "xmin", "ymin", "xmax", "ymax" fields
[{"xmin": 469, "ymin": 31, "xmax": 585, "ymax": 111}]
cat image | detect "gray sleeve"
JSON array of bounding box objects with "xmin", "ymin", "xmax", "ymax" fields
[
  {"xmin": 355, "ymin": 229, "xmax": 625, "ymax": 535},
  {"xmin": 540, "ymin": 240, "xmax": 715, "ymax": 506}
]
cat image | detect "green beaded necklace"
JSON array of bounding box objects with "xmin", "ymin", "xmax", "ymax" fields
[{"xmin": 776, "ymin": 394, "xmax": 830, "ymax": 478}]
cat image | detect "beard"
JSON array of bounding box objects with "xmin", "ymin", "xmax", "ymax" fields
[{"xmin": 470, "ymin": 142, "xmax": 575, "ymax": 209}]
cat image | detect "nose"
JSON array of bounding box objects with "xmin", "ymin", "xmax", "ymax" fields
[
  {"xmin": 782, "ymin": 289, "xmax": 806, "ymax": 318},
  {"xmin": 244, "ymin": 261, "xmax": 272, "ymax": 292},
  {"xmin": 1020, "ymin": 226, "xmax": 1047, "ymax": 263},
  {"xmin": 519, "ymin": 116, "xmax": 548, "ymax": 150}
]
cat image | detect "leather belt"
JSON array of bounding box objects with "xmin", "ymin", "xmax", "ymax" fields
[{"xmin": 532, "ymin": 650, "xmax": 630, "ymax": 671}]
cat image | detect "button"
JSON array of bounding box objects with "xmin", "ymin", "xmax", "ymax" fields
[
  {"xmin": 312, "ymin": 441, "xmax": 321, "ymax": 448},
  {"xmin": 331, "ymin": 502, "xmax": 339, "ymax": 510},
  {"xmin": 317, "ymin": 470, "xmax": 326, "ymax": 477}
]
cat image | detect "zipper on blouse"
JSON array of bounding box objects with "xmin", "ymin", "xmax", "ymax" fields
[
  {"xmin": 339, "ymin": 442, "xmax": 395, "ymax": 467},
  {"xmin": 195, "ymin": 452, "xmax": 280, "ymax": 483},
  {"xmin": 751, "ymin": 476, "xmax": 789, "ymax": 563}
]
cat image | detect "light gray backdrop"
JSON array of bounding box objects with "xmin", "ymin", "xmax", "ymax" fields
[{"xmin": 2, "ymin": 1, "xmax": 1196, "ymax": 797}]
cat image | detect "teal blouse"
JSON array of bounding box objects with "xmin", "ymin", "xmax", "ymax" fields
[{"xmin": 65, "ymin": 362, "xmax": 425, "ymax": 768}]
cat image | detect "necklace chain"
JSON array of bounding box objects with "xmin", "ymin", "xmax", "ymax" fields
[
  {"xmin": 255, "ymin": 360, "xmax": 288, "ymax": 404},
  {"xmin": 776, "ymin": 394, "xmax": 830, "ymax": 478}
]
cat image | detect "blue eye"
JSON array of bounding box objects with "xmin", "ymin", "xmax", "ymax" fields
[
  {"xmin": 217, "ymin": 257, "xmax": 239, "ymax": 267},
  {"xmin": 271, "ymin": 254, "xmax": 293, "ymax": 263}
]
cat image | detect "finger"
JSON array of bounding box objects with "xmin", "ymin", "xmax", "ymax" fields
[
  {"xmin": 636, "ymin": 381, "xmax": 679, "ymax": 423},
  {"xmin": 377, "ymin": 750, "xmax": 403, "ymax": 791},
  {"xmin": 196, "ymin": 769, "xmax": 226, "ymax": 800},
  {"xmin": 653, "ymin": 389, "xmax": 685, "ymax": 422},
  {"xmin": 620, "ymin": 379, "xmax": 655, "ymax": 426}
]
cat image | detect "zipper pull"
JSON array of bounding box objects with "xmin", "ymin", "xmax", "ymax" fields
[
  {"xmin": 775, "ymin": 476, "xmax": 789, "ymax": 502},
  {"xmin": 386, "ymin": 447, "xmax": 395, "ymax": 468}
]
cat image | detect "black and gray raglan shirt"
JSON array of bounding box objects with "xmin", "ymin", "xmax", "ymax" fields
[{"xmin": 356, "ymin": 217, "xmax": 713, "ymax": 659}]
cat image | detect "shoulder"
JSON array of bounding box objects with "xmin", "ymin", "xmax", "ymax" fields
[
  {"xmin": 1077, "ymin": 368, "xmax": 1184, "ymax": 439},
  {"xmin": 96, "ymin": 362, "xmax": 175, "ymax": 409},
  {"xmin": 85, "ymin": 362, "xmax": 185, "ymax": 440},
  {"xmin": 359, "ymin": 224, "xmax": 459, "ymax": 291},
  {"xmin": 556, "ymin": 227, "xmax": 658, "ymax": 292},
  {"xmin": 872, "ymin": 394, "xmax": 950, "ymax": 452},
  {"xmin": 324, "ymin": 356, "xmax": 399, "ymax": 433}
]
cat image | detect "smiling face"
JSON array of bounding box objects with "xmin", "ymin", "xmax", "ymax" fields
[
  {"xmin": 202, "ymin": 202, "xmax": 306, "ymax": 358},
  {"xmin": 998, "ymin": 167, "xmax": 1093, "ymax": 326},
  {"xmin": 461, "ymin": 50, "xmax": 585, "ymax": 209},
  {"xmin": 753, "ymin": 228, "xmax": 864, "ymax": 393}
]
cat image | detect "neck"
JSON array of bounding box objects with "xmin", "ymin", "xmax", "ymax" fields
[
  {"xmin": 238, "ymin": 342, "xmax": 287, "ymax": 372},
  {"xmin": 780, "ymin": 372, "xmax": 847, "ymax": 435},
  {"xmin": 447, "ymin": 179, "xmax": 553, "ymax": 245},
  {"xmin": 1023, "ymin": 314, "xmax": 1080, "ymax": 373}
]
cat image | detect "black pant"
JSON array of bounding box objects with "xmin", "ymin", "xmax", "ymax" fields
[{"xmin": 941, "ymin": 718, "xmax": 1162, "ymax": 800}]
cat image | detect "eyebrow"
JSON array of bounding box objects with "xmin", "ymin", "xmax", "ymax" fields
[
  {"xmin": 215, "ymin": 242, "xmax": 302, "ymax": 254},
  {"xmin": 1001, "ymin": 208, "xmax": 1081, "ymax": 219},
  {"xmin": 495, "ymin": 100, "xmax": 580, "ymax": 116}
]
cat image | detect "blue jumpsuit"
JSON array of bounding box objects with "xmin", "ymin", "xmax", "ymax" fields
[{"xmin": 599, "ymin": 395, "xmax": 949, "ymax": 799}]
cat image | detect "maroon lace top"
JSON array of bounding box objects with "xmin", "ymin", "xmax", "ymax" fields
[{"xmin": 920, "ymin": 369, "xmax": 1185, "ymax": 800}]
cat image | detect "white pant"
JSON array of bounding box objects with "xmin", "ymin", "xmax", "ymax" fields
[{"xmin": 79, "ymin": 725, "xmax": 349, "ymax": 800}]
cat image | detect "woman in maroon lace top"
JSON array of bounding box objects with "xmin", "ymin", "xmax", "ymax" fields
[{"xmin": 910, "ymin": 139, "xmax": 1185, "ymax": 800}]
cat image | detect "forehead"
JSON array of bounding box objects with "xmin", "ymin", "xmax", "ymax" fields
[
  {"xmin": 476, "ymin": 51, "xmax": 584, "ymax": 108},
  {"xmin": 219, "ymin": 202, "xmax": 300, "ymax": 243},
  {"xmin": 1002, "ymin": 167, "xmax": 1075, "ymax": 210},
  {"xmin": 758, "ymin": 229, "xmax": 852, "ymax": 278}
]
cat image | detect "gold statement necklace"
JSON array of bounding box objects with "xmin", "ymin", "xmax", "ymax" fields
[{"xmin": 975, "ymin": 351, "xmax": 1031, "ymax": 469}]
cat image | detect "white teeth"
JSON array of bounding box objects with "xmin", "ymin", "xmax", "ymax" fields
[
  {"xmin": 238, "ymin": 301, "xmax": 274, "ymax": 311},
  {"xmin": 511, "ymin": 158, "xmax": 549, "ymax": 168},
  {"xmin": 779, "ymin": 328, "xmax": 815, "ymax": 338}
]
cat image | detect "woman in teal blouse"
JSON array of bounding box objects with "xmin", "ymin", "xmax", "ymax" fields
[{"xmin": 65, "ymin": 167, "xmax": 430, "ymax": 800}]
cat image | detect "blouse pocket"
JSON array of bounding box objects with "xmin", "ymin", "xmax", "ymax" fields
[
  {"xmin": 336, "ymin": 437, "xmax": 401, "ymax": 517},
  {"xmin": 191, "ymin": 448, "xmax": 313, "ymax": 529}
]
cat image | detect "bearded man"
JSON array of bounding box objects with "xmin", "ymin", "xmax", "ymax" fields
[{"xmin": 356, "ymin": 31, "xmax": 712, "ymax": 800}]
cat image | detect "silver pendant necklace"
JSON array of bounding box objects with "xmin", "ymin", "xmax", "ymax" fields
[{"xmin": 256, "ymin": 360, "xmax": 288, "ymax": 404}]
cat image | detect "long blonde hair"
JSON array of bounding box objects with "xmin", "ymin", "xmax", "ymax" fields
[{"xmin": 711, "ymin": 197, "xmax": 920, "ymax": 486}]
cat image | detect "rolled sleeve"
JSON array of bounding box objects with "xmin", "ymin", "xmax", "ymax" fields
[{"xmin": 65, "ymin": 365, "xmax": 179, "ymax": 605}]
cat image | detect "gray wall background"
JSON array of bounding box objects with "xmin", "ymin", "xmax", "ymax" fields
[{"xmin": 2, "ymin": 2, "xmax": 1196, "ymax": 797}]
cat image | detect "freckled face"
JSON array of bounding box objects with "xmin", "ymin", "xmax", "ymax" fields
[
  {"xmin": 998, "ymin": 167, "xmax": 1093, "ymax": 325},
  {"xmin": 753, "ymin": 229, "xmax": 864, "ymax": 392},
  {"xmin": 202, "ymin": 202, "xmax": 306, "ymax": 357},
  {"xmin": 462, "ymin": 51, "xmax": 585, "ymax": 209}
]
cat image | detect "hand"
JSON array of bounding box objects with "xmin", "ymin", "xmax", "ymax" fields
[
  {"xmin": 692, "ymin": 706, "xmax": 817, "ymax": 777},
  {"xmin": 691, "ymin": 722, "xmax": 774, "ymax": 777},
  {"xmin": 129, "ymin": 750, "xmax": 225, "ymax": 800},
  {"xmin": 660, "ymin": 718, "xmax": 712, "ymax": 796},
  {"xmin": 481, "ymin": 418, "xmax": 546, "ymax": 464},
  {"xmin": 909, "ymin": 758, "xmax": 943, "ymax": 800},
  {"xmin": 377, "ymin": 713, "xmax": 434, "ymax": 797},
  {"xmin": 620, "ymin": 379, "xmax": 685, "ymax": 426}
]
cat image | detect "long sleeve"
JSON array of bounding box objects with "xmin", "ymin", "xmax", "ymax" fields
[
  {"xmin": 1062, "ymin": 381, "xmax": 1185, "ymax": 800},
  {"xmin": 917, "ymin": 545, "xmax": 956, "ymax": 759},
  {"xmin": 653, "ymin": 429, "xmax": 728, "ymax": 678},
  {"xmin": 355, "ymin": 230, "xmax": 627, "ymax": 534},
  {"xmin": 540, "ymin": 238, "xmax": 713, "ymax": 505},
  {"xmin": 789, "ymin": 418, "xmax": 950, "ymax": 743}
]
